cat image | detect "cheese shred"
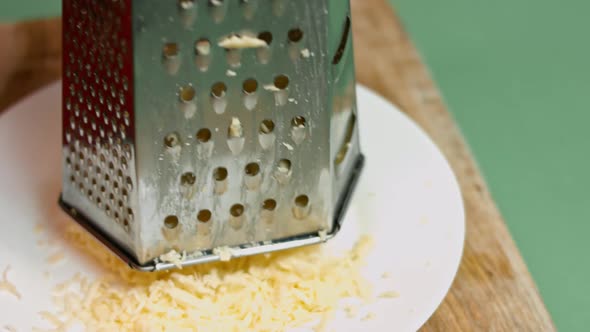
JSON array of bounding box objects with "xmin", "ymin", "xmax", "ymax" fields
[
  {"xmin": 0, "ymin": 265, "xmax": 21, "ymax": 300},
  {"xmin": 42, "ymin": 223, "xmax": 375, "ymax": 331}
]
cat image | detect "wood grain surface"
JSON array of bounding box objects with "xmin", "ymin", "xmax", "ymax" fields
[{"xmin": 0, "ymin": 1, "xmax": 555, "ymax": 330}]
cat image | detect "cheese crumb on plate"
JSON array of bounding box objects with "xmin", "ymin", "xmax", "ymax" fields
[{"xmin": 0, "ymin": 265, "xmax": 21, "ymax": 300}]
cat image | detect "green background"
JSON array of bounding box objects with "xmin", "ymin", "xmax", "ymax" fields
[{"xmin": 1, "ymin": 0, "xmax": 589, "ymax": 330}]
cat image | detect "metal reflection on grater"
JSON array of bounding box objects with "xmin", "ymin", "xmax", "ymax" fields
[{"xmin": 59, "ymin": 0, "xmax": 364, "ymax": 271}]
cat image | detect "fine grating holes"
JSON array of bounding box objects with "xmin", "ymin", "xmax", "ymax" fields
[
  {"xmin": 164, "ymin": 215, "xmax": 179, "ymax": 229},
  {"xmin": 196, "ymin": 128, "xmax": 212, "ymax": 143},
  {"xmin": 162, "ymin": 43, "xmax": 180, "ymax": 59},
  {"xmin": 179, "ymin": 85, "xmax": 196, "ymax": 103},
  {"xmin": 295, "ymin": 195, "xmax": 309, "ymax": 207},
  {"xmin": 197, "ymin": 209, "xmax": 212, "ymax": 223},
  {"xmin": 293, "ymin": 195, "xmax": 311, "ymax": 219},
  {"xmin": 178, "ymin": 0, "xmax": 195, "ymax": 10},
  {"xmin": 213, "ymin": 167, "xmax": 228, "ymax": 181},
  {"xmin": 211, "ymin": 82, "xmax": 227, "ymax": 98},
  {"xmin": 262, "ymin": 199, "xmax": 277, "ymax": 211},
  {"xmin": 288, "ymin": 28, "xmax": 304, "ymax": 43},
  {"xmin": 213, "ymin": 167, "xmax": 228, "ymax": 195},
  {"xmin": 164, "ymin": 132, "xmax": 181, "ymax": 149},
  {"xmin": 195, "ymin": 39, "xmax": 212, "ymax": 72},
  {"xmin": 230, "ymin": 204, "xmax": 244, "ymax": 217},
  {"xmin": 258, "ymin": 31, "xmax": 273, "ymax": 45},
  {"xmin": 243, "ymin": 79, "xmax": 258, "ymax": 95},
  {"xmin": 278, "ymin": 159, "xmax": 291, "ymax": 170},
  {"xmin": 180, "ymin": 172, "xmax": 196, "ymax": 186},
  {"xmin": 162, "ymin": 43, "xmax": 180, "ymax": 74},
  {"xmin": 274, "ymin": 159, "xmax": 292, "ymax": 184},
  {"xmin": 245, "ymin": 162, "xmax": 260, "ymax": 176},
  {"xmin": 229, "ymin": 204, "xmax": 245, "ymax": 230},
  {"xmin": 291, "ymin": 116, "xmax": 307, "ymax": 145},
  {"xmin": 260, "ymin": 119, "xmax": 275, "ymax": 134},
  {"xmin": 195, "ymin": 39, "xmax": 211, "ymax": 56},
  {"xmin": 292, "ymin": 116, "xmax": 306, "ymax": 127},
  {"xmin": 243, "ymin": 78, "xmax": 259, "ymax": 110},
  {"xmin": 274, "ymin": 75, "xmax": 289, "ymax": 90}
]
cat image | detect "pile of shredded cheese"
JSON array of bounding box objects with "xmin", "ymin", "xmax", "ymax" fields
[{"xmin": 41, "ymin": 223, "xmax": 374, "ymax": 332}]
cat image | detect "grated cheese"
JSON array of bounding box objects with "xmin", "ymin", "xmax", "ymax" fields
[
  {"xmin": 226, "ymin": 69, "xmax": 237, "ymax": 77},
  {"xmin": 158, "ymin": 250, "xmax": 184, "ymax": 269},
  {"xmin": 218, "ymin": 34, "xmax": 268, "ymax": 49},
  {"xmin": 0, "ymin": 265, "xmax": 21, "ymax": 300},
  {"xmin": 46, "ymin": 251, "xmax": 66, "ymax": 265},
  {"xmin": 213, "ymin": 246, "xmax": 233, "ymax": 261},
  {"xmin": 263, "ymin": 84, "xmax": 281, "ymax": 92},
  {"xmin": 3, "ymin": 325, "xmax": 17, "ymax": 332},
  {"xmin": 300, "ymin": 49, "xmax": 313, "ymax": 58},
  {"xmin": 378, "ymin": 290, "xmax": 399, "ymax": 299},
  {"xmin": 41, "ymin": 223, "xmax": 375, "ymax": 331},
  {"xmin": 361, "ymin": 312, "xmax": 376, "ymax": 321}
]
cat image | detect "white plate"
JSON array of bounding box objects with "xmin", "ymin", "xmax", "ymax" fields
[{"xmin": 0, "ymin": 82, "xmax": 464, "ymax": 331}]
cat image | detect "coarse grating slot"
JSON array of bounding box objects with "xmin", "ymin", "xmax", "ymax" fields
[{"xmin": 60, "ymin": 0, "xmax": 364, "ymax": 271}]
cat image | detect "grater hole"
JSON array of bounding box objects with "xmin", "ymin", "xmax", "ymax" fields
[
  {"xmin": 164, "ymin": 215, "xmax": 179, "ymax": 229},
  {"xmin": 179, "ymin": 85, "xmax": 196, "ymax": 102},
  {"xmin": 242, "ymin": 79, "xmax": 258, "ymax": 95},
  {"xmin": 70, "ymin": 175, "xmax": 76, "ymax": 183},
  {"xmin": 127, "ymin": 208, "xmax": 134, "ymax": 221},
  {"xmin": 213, "ymin": 167, "xmax": 228, "ymax": 181},
  {"xmin": 195, "ymin": 39, "xmax": 211, "ymax": 56},
  {"xmin": 178, "ymin": 0, "xmax": 195, "ymax": 10},
  {"xmin": 196, "ymin": 128, "xmax": 212, "ymax": 143},
  {"xmin": 262, "ymin": 199, "xmax": 277, "ymax": 211},
  {"xmin": 180, "ymin": 172, "xmax": 196, "ymax": 186},
  {"xmin": 197, "ymin": 210, "xmax": 212, "ymax": 223},
  {"xmin": 245, "ymin": 162, "xmax": 260, "ymax": 176},
  {"xmin": 274, "ymin": 75, "xmax": 289, "ymax": 90},
  {"xmin": 292, "ymin": 116, "xmax": 306, "ymax": 127},
  {"xmin": 258, "ymin": 31, "xmax": 273, "ymax": 45},
  {"xmin": 288, "ymin": 28, "xmax": 304, "ymax": 43},
  {"xmin": 162, "ymin": 43, "xmax": 179, "ymax": 60},
  {"xmin": 278, "ymin": 159, "xmax": 291, "ymax": 172},
  {"xmin": 230, "ymin": 204, "xmax": 244, "ymax": 217},
  {"xmin": 295, "ymin": 195, "xmax": 309, "ymax": 207},
  {"xmin": 164, "ymin": 132, "xmax": 181, "ymax": 148},
  {"xmin": 126, "ymin": 177, "xmax": 133, "ymax": 191},
  {"xmin": 211, "ymin": 82, "xmax": 227, "ymax": 98},
  {"xmin": 259, "ymin": 119, "xmax": 275, "ymax": 134}
]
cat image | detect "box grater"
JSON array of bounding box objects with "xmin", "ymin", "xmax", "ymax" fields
[{"xmin": 59, "ymin": 0, "xmax": 364, "ymax": 271}]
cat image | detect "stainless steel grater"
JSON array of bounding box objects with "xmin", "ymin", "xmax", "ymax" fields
[{"xmin": 59, "ymin": 0, "xmax": 364, "ymax": 271}]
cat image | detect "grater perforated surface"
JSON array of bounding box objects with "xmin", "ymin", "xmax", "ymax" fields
[
  {"xmin": 61, "ymin": 0, "xmax": 138, "ymax": 256},
  {"xmin": 61, "ymin": 0, "xmax": 363, "ymax": 271}
]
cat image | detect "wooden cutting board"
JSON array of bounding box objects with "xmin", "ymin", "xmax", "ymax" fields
[{"xmin": 0, "ymin": 1, "xmax": 555, "ymax": 330}]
